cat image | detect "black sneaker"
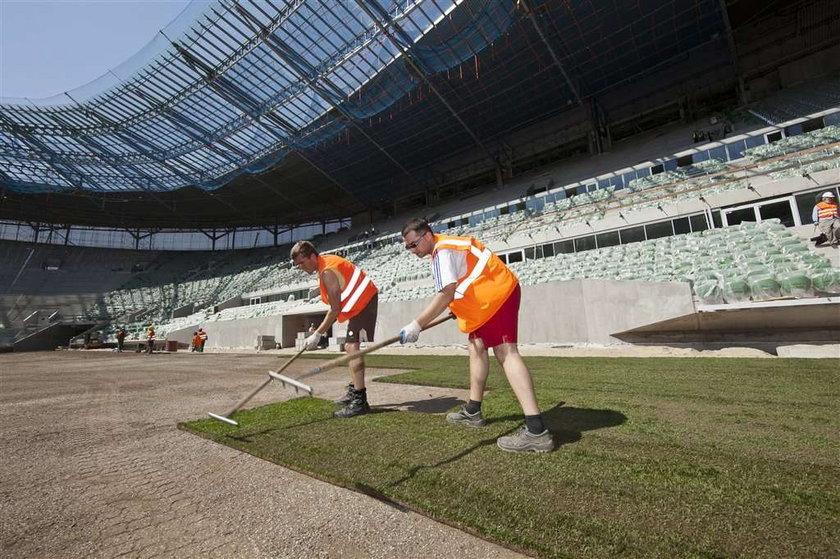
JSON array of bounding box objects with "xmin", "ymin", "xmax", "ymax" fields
[
  {"xmin": 334, "ymin": 383, "xmax": 355, "ymax": 405},
  {"xmin": 446, "ymin": 407, "xmax": 485, "ymax": 427},
  {"xmin": 334, "ymin": 391, "xmax": 370, "ymax": 418}
]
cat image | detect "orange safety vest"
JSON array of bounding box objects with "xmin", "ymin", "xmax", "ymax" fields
[
  {"xmin": 816, "ymin": 201, "xmax": 838, "ymax": 221},
  {"xmin": 318, "ymin": 254, "xmax": 378, "ymax": 322},
  {"xmin": 147, "ymin": 329, "xmax": 155, "ymax": 341},
  {"xmin": 432, "ymin": 234, "xmax": 518, "ymax": 333}
]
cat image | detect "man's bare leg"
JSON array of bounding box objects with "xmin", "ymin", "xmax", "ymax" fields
[{"xmin": 493, "ymin": 343, "xmax": 539, "ymax": 415}]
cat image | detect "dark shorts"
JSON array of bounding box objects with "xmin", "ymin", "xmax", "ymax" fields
[
  {"xmin": 468, "ymin": 284, "xmax": 520, "ymax": 349},
  {"xmin": 345, "ymin": 293, "xmax": 377, "ymax": 344}
]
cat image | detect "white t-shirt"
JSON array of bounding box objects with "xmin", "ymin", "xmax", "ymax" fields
[{"xmin": 432, "ymin": 248, "xmax": 467, "ymax": 292}]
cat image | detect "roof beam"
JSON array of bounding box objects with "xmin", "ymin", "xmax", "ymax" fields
[
  {"xmin": 353, "ymin": 0, "xmax": 499, "ymax": 170},
  {"xmin": 517, "ymin": 0, "xmax": 584, "ymax": 106}
]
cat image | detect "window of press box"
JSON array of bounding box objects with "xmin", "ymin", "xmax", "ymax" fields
[
  {"xmin": 507, "ymin": 251, "xmax": 524, "ymax": 263},
  {"xmin": 645, "ymin": 220, "xmax": 673, "ymax": 239},
  {"xmin": 541, "ymin": 242, "xmax": 555, "ymax": 257},
  {"xmin": 619, "ymin": 225, "xmax": 646, "ymax": 244},
  {"xmin": 712, "ymin": 210, "xmax": 722, "ymax": 228},
  {"xmin": 801, "ymin": 117, "xmax": 824, "ymax": 133},
  {"xmin": 689, "ymin": 213, "xmax": 709, "ymax": 232},
  {"xmin": 524, "ymin": 247, "xmax": 535, "ymax": 260},
  {"xmin": 595, "ymin": 230, "xmax": 620, "ymax": 248},
  {"xmin": 574, "ymin": 235, "xmax": 596, "ymax": 252},
  {"xmin": 672, "ymin": 217, "xmax": 691, "ymax": 234},
  {"xmin": 554, "ymin": 239, "xmax": 575, "ymax": 254}
]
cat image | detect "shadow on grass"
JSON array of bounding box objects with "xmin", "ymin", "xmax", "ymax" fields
[
  {"xmin": 542, "ymin": 405, "xmax": 627, "ymax": 445},
  {"xmin": 376, "ymin": 396, "xmax": 465, "ymax": 414},
  {"xmin": 386, "ymin": 403, "xmax": 627, "ymax": 489}
]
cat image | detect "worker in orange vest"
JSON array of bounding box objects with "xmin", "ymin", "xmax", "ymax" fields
[
  {"xmin": 400, "ymin": 218, "xmax": 554, "ymax": 453},
  {"xmin": 146, "ymin": 326, "xmax": 156, "ymax": 355},
  {"xmin": 291, "ymin": 241, "xmax": 378, "ymax": 418},
  {"xmin": 813, "ymin": 191, "xmax": 839, "ymax": 247},
  {"xmin": 197, "ymin": 328, "xmax": 208, "ymax": 352},
  {"xmin": 191, "ymin": 331, "xmax": 202, "ymax": 352}
]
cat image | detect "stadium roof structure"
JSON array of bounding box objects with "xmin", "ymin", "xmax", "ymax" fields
[{"xmin": 0, "ymin": 0, "xmax": 732, "ymax": 229}]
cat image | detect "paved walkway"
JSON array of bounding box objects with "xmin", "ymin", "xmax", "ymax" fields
[{"xmin": 0, "ymin": 351, "xmax": 523, "ymax": 558}]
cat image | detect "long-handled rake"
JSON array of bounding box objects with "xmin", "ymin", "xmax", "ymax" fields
[
  {"xmin": 208, "ymin": 347, "xmax": 306, "ymax": 426},
  {"xmin": 268, "ymin": 313, "xmax": 455, "ymax": 396}
]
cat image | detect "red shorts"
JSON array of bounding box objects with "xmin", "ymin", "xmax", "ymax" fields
[{"xmin": 468, "ymin": 284, "xmax": 520, "ymax": 348}]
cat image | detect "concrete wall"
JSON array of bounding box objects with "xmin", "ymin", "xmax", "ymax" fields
[{"xmin": 169, "ymin": 279, "xmax": 695, "ymax": 349}]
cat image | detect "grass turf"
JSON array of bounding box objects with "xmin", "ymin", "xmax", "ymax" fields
[{"xmin": 180, "ymin": 356, "xmax": 839, "ymax": 558}]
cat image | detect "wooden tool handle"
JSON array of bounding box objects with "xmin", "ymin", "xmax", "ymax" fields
[
  {"xmin": 225, "ymin": 347, "xmax": 306, "ymax": 415},
  {"xmin": 296, "ymin": 313, "xmax": 455, "ymax": 381}
]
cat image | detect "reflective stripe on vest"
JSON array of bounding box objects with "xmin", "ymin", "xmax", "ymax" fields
[
  {"xmin": 817, "ymin": 202, "xmax": 838, "ymax": 221},
  {"xmin": 432, "ymin": 234, "xmax": 518, "ymax": 333},
  {"xmin": 453, "ymin": 244, "xmax": 492, "ymax": 300},
  {"xmin": 339, "ymin": 267, "xmax": 373, "ymax": 314},
  {"xmin": 318, "ymin": 255, "xmax": 377, "ymax": 322}
]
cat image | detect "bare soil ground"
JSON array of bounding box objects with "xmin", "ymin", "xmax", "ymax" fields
[{"xmin": 0, "ymin": 350, "xmax": 521, "ymax": 559}]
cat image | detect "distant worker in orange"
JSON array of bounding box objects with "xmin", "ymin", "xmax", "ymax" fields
[
  {"xmin": 813, "ymin": 191, "xmax": 839, "ymax": 247},
  {"xmin": 146, "ymin": 325, "xmax": 156, "ymax": 355},
  {"xmin": 290, "ymin": 241, "xmax": 378, "ymax": 418},
  {"xmin": 400, "ymin": 218, "xmax": 554, "ymax": 453},
  {"xmin": 191, "ymin": 331, "xmax": 202, "ymax": 352},
  {"xmin": 197, "ymin": 328, "xmax": 208, "ymax": 352}
]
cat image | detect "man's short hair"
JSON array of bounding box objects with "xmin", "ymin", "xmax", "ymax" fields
[
  {"xmin": 402, "ymin": 218, "xmax": 431, "ymax": 237},
  {"xmin": 290, "ymin": 240, "xmax": 318, "ymax": 261}
]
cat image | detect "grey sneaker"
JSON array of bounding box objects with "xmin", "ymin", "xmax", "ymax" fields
[
  {"xmin": 335, "ymin": 383, "xmax": 355, "ymax": 405},
  {"xmin": 497, "ymin": 426, "xmax": 555, "ymax": 453},
  {"xmin": 446, "ymin": 407, "xmax": 485, "ymax": 428}
]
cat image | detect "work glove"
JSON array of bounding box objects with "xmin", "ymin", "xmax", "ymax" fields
[
  {"xmin": 399, "ymin": 320, "xmax": 421, "ymax": 344},
  {"xmin": 304, "ymin": 331, "xmax": 324, "ymax": 350}
]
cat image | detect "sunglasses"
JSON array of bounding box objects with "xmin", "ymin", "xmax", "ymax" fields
[{"xmin": 405, "ymin": 232, "xmax": 428, "ymax": 250}]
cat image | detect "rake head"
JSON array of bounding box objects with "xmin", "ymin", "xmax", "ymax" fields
[
  {"xmin": 207, "ymin": 412, "xmax": 239, "ymax": 426},
  {"xmin": 268, "ymin": 371, "xmax": 314, "ymax": 395}
]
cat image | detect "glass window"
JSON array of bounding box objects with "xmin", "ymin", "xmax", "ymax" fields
[
  {"xmin": 745, "ymin": 135, "xmax": 765, "ymax": 149},
  {"xmin": 554, "ymin": 239, "xmax": 575, "ymax": 254},
  {"xmin": 708, "ymin": 146, "xmax": 727, "ymax": 161},
  {"xmin": 672, "ymin": 217, "xmax": 691, "ymax": 234},
  {"xmin": 524, "ymin": 247, "xmax": 535, "ymax": 260},
  {"xmin": 574, "ymin": 235, "xmax": 596, "ymax": 252},
  {"xmin": 498, "ymin": 253, "xmax": 508, "ymax": 264},
  {"xmin": 726, "ymin": 140, "xmax": 747, "ymax": 159},
  {"xmin": 758, "ymin": 200, "xmax": 795, "ymax": 227},
  {"xmin": 693, "ymin": 151, "xmax": 709, "ymax": 162},
  {"xmin": 542, "ymin": 243, "xmax": 555, "ymax": 257},
  {"xmin": 712, "ymin": 210, "xmax": 722, "ymax": 228},
  {"xmin": 689, "ymin": 213, "xmax": 709, "ymax": 232},
  {"xmin": 724, "ymin": 207, "xmax": 756, "ymax": 226},
  {"xmin": 595, "ymin": 230, "xmax": 620, "ymax": 248},
  {"xmin": 784, "ymin": 123, "xmax": 803, "ymax": 137},
  {"xmin": 663, "ymin": 159, "xmax": 678, "ymax": 171},
  {"xmin": 619, "ymin": 226, "xmax": 646, "ymax": 244},
  {"xmin": 526, "ymin": 198, "xmax": 545, "ymax": 212},
  {"xmin": 650, "ymin": 164, "xmax": 664, "ymax": 175},
  {"xmin": 765, "ymin": 131, "xmax": 783, "ymax": 143},
  {"xmin": 507, "ymin": 251, "xmax": 523, "ymax": 263},
  {"xmin": 645, "ymin": 221, "xmax": 673, "ymax": 239}
]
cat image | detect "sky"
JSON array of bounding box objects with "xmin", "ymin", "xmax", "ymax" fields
[{"xmin": 0, "ymin": 0, "xmax": 193, "ymax": 100}]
